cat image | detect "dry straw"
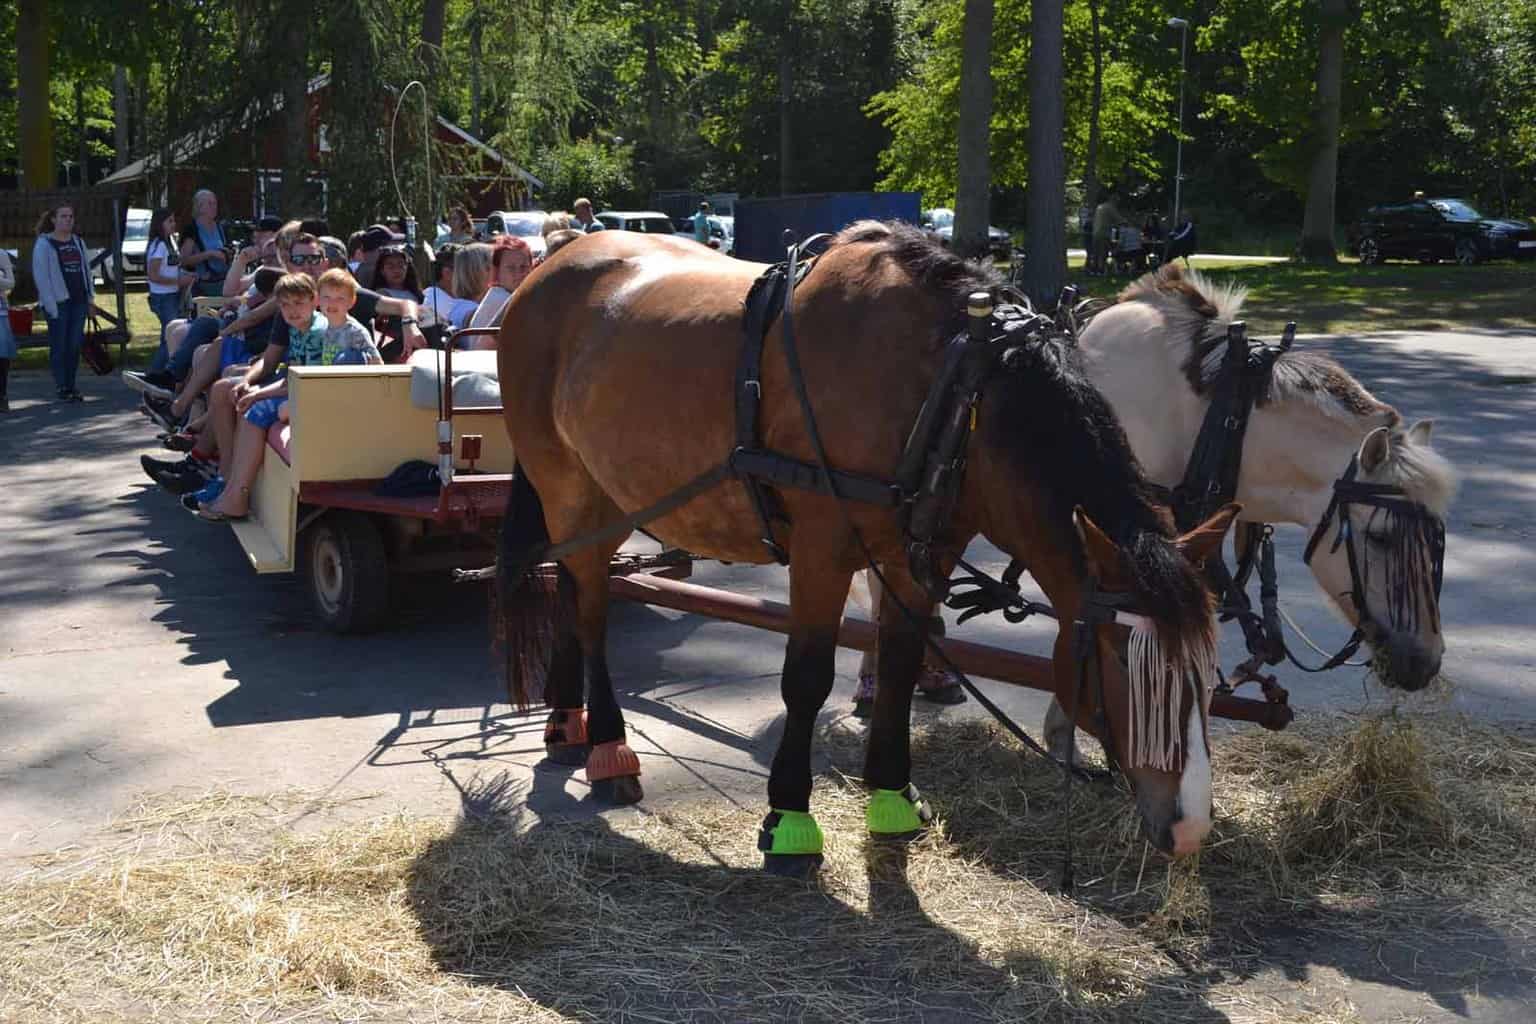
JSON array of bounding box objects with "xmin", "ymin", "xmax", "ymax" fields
[{"xmin": 3, "ymin": 710, "xmax": 1533, "ymax": 1023}]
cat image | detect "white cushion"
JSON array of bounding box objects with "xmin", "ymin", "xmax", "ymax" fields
[{"xmin": 408, "ymin": 349, "xmax": 501, "ymax": 411}]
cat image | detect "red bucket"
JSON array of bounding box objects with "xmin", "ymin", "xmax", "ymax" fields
[{"xmin": 8, "ymin": 307, "xmax": 34, "ymax": 336}]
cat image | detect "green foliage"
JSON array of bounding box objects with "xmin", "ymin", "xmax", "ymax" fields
[{"xmin": 528, "ymin": 137, "xmax": 638, "ymax": 211}]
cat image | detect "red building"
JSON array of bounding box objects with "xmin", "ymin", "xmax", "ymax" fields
[{"xmin": 100, "ymin": 74, "xmax": 542, "ymax": 221}]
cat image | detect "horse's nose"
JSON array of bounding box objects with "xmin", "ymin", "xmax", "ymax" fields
[
  {"xmin": 1170, "ymin": 814, "xmax": 1211, "ymax": 857},
  {"xmin": 1383, "ymin": 634, "xmax": 1442, "ymax": 692}
]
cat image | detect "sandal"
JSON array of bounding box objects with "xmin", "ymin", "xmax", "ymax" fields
[{"xmin": 196, "ymin": 503, "xmax": 247, "ymax": 522}]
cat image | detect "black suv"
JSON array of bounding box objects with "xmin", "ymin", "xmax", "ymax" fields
[{"xmin": 1347, "ymin": 198, "xmax": 1536, "ymax": 265}]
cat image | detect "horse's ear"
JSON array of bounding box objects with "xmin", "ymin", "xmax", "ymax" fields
[
  {"xmin": 1358, "ymin": 426, "xmax": 1393, "ymax": 473},
  {"xmin": 1073, "ymin": 507, "xmax": 1125, "ymax": 582},
  {"xmin": 1405, "ymin": 418, "xmax": 1434, "ymax": 447},
  {"xmin": 1175, "ymin": 502, "xmax": 1241, "ymax": 568}
]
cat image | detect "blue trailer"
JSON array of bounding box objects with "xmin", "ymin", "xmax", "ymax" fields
[{"xmin": 733, "ymin": 192, "xmax": 922, "ymax": 263}]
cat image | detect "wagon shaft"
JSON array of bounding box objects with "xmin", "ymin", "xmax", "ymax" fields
[{"xmin": 608, "ymin": 573, "xmax": 1294, "ymax": 731}]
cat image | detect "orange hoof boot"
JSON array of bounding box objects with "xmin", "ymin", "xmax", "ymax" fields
[
  {"xmin": 543, "ymin": 708, "xmax": 588, "ymax": 766},
  {"xmin": 587, "ymin": 741, "xmax": 642, "ymax": 805}
]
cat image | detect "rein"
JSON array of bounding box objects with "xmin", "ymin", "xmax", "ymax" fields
[{"xmin": 1136, "ymin": 318, "xmax": 1446, "ymax": 684}]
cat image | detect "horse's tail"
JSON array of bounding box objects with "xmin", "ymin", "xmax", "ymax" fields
[{"xmin": 490, "ymin": 462, "xmax": 574, "ymax": 710}]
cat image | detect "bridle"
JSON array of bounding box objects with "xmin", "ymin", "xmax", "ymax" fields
[{"xmin": 1300, "ymin": 452, "xmax": 1447, "ymax": 669}]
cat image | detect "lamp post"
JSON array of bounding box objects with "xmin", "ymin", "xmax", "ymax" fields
[{"xmin": 1168, "ymin": 16, "xmax": 1189, "ymax": 231}]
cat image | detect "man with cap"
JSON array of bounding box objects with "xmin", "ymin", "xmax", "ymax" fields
[{"xmin": 692, "ymin": 201, "xmax": 712, "ymax": 245}]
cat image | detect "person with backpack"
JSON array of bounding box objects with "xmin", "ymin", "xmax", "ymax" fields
[{"xmin": 31, "ymin": 202, "xmax": 95, "ymax": 402}]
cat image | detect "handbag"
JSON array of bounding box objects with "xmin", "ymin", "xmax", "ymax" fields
[{"xmin": 83, "ymin": 313, "xmax": 128, "ymax": 376}]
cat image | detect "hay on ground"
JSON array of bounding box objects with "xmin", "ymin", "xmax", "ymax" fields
[{"xmin": 2, "ymin": 711, "xmax": 1534, "ymax": 1023}]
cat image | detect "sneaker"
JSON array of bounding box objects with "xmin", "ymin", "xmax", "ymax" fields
[
  {"xmin": 916, "ymin": 664, "xmax": 968, "ymax": 705},
  {"xmin": 852, "ymin": 671, "xmax": 877, "ymax": 720},
  {"xmin": 141, "ymin": 395, "xmax": 179, "ymax": 432},
  {"xmin": 141, "ymin": 454, "xmax": 213, "ymax": 496},
  {"xmin": 0, "ymin": 396, "xmax": 9, "ymax": 414},
  {"xmin": 67, "ymin": 389, "xmax": 85, "ymax": 402},
  {"xmin": 123, "ymin": 370, "xmax": 176, "ymax": 401},
  {"xmin": 57, "ymin": 388, "xmax": 72, "ymax": 402},
  {"xmin": 189, "ymin": 476, "xmax": 226, "ymax": 506}
]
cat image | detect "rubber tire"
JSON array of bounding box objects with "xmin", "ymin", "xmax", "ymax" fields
[
  {"xmin": 1455, "ymin": 238, "xmax": 1480, "ymax": 266},
  {"xmin": 301, "ymin": 511, "xmax": 390, "ymax": 633},
  {"xmin": 1357, "ymin": 238, "xmax": 1382, "ymax": 265}
]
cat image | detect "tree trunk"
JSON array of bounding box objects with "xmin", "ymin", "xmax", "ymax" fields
[
  {"xmin": 1021, "ymin": 0, "xmax": 1067, "ymax": 306},
  {"xmin": 953, "ymin": 0, "xmax": 994, "ymax": 259},
  {"xmin": 1298, "ymin": 0, "xmax": 1349, "ymax": 264},
  {"xmin": 778, "ymin": 1, "xmax": 795, "ymax": 196},
  {"xmin": 17, "ymin": 0, "xmax": 54, "ymax": 189},
  {"xmin": 113, "ymin": 65, "xmax": 130, "ymax": 170},
  {"xmin": 1083, "ymin": 0, "xmax": 1103, "ymax": 212},
  {"xmin": 74, "ymin": 77, "xmax": 91, "ymax": 187},
  {"xmin": 420, "ymin": 0, "xmax": 446, "ymax": 63},
  {"xmin": 279, "ymin": 15, "xmax": 311, "ymax": 216}
]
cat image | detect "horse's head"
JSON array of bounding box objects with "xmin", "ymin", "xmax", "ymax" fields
[
  {"xmin": 1057, "ymin": 505, "xmax": 1238, "ymax": 858},
  {"xmin": 1305, "ymin": 419, "xmax": 1455, "ymax": 691}
]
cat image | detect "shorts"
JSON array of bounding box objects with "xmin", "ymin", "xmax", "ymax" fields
[
  {"xmin": 219, "ymin": 335, "xmax": 250, "ymax": 371},
  {"xmin": 244, "ymin": 397, "xmax": 287, "ymax": 430},
  {"xmin": 331, "ymin": 346, "xmax": 367, "ymax": 366}
]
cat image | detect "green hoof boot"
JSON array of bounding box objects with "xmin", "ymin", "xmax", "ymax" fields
[
  {"xmin": 867, "ymin": 784, "xmax": 934, "ymax": 841},
  {"xmin": 758, "ymin": 809, "xmax": 824, "ymax": 876}
]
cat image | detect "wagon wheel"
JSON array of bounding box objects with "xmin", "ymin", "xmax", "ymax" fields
[
  {"xmin": 301, "ymin": 511, "xmax": 391, "ymax": 633},
  {"xmin": 1454, "ymin": 238, "xmax": 1481, "ymax": 266},
  {"xmin": 1357, "ymin": 237, "xmax": 1382, "ymax": 265}
]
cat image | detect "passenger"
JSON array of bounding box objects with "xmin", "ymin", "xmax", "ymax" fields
[
  {"xmin": 190, "ymin": 271, "xmax": 381, "ymax": 521},
  {"xmin": 180, "ymin": 189, "xmax": 231, "ymax": 299},
  {"xmin": 450, "ymin": 242, "xmax": 494, "ymax": 330},
  {"xmin": 467, "ymin": 235, "xmax": 532, "ymax": 333},
  {"xmin": 445, "ymin": 205, "xmax": 476, "ymax": 244},
  {"xmin": 369, "ymin": 244, "xmax": 423, "ymax": 301},
  {"xmin": 420, "ymin": 244, "xmax": 477, "ymax": 334}
]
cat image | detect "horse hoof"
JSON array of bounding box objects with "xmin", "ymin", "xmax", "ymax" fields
[
  {"xmin": 591, "ymin": 774, "xmax": 644, "ymax": 805},
  {"xmin": 544, "ymin": 742, "xmax": 588, "ymax": 767},
  {"xmin": 762, "ymin": 852, "xmax": 823, "ymax": 878}
]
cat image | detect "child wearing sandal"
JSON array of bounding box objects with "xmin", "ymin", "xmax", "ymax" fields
[{"xmin": 190, "ymin": 272, "xmax": 379, "ymax": 520}]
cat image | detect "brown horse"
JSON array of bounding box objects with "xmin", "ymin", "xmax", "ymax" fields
[{"xmin": 493, "ymin": 221, "xmax": 1238, "ymax": 874}]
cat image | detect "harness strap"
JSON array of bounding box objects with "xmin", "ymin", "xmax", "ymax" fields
[
  {"xmin": 541, "ymin": 463, "xmax": 734, "ymax": 564},
  {"xmin": 736, "ymin": 266, "xmax": 792, "ymax": 564}
]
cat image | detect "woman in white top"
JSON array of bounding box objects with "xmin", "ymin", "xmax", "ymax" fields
[
  {"xmin": 450, "ymin": 242, "xmax": 495, "ymax": 337},
  {"xmin": 145, "ymin": 207, "xmax": 196, "ymax": 372}
]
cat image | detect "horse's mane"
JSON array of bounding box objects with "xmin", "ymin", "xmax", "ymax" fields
[
  {"xmin": 1115, "ymin": 263, "xmax": 1396, "ymax": 424},
  {"xmin": 1111, "ymin": 263, "xmax": 1456, "ymax": 513},
  {"xmin": 830, "ymin": 220, "xmax": 1214, "ymax": 649}
]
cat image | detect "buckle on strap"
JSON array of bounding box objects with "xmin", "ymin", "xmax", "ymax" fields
[{"xmin": 744, "ymin": 379, "xmax": 761, "ymax": 398}]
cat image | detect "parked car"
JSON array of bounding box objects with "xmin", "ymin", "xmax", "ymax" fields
[
  {"xmin": 1347, "ymin": 198, "xmax": 1536, "ymax": 265},
  {"xmin": 101, "ymin": 207, "xmax": 153, "ymax": 286},
  {"xmin": 672, "ymin": 214, "xmax": 735, "ymax": 255},
  {"xmin": 921, "ymin": 207, "xmax": 1011, "ymax": 259},
  {"xmin": 596, "ymin": 210, "xmax": 678, "ymax": 235},
  {"xmin": 484, "ymin": 210, "xmax": 549, "ymax": 261}
]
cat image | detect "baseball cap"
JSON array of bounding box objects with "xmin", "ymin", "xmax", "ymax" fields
[{"xmin": 361, "ymin": 224, "xmax": 406, "ymax": 252}]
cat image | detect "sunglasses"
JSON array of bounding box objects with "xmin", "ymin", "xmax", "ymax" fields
[{"xmin": 290, "ymin": 253, "xmax": 325, "ymax": 266}]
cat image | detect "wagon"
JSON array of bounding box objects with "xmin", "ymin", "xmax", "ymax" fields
[{"xmin": 225, "ymin": 328, "xmax": 689, "ymax": 632}]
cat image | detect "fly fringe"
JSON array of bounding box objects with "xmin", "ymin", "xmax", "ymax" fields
[{"xmin": 1126, "ymin": 623, "xmax": 1219, "ymax": 772}]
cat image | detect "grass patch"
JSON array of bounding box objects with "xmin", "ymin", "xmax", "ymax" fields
[
  {"xmin": 10, "ymin": 284, "xmax": 163, "ymax": 373},
  {"xmin": 1063, "ymin": 258, "xmax": 1536, "ymax": 335},
  {"xmin": 3, "ymin": 711, "xmax": 1533, "ymax": 1022}
]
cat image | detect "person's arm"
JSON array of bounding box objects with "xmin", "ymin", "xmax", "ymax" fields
[
  {"xmin": 235, "ymin": 377, "xmax": 289, "ymax": 413},
  {"xmin": 31, "ymin": 236, "xmax": 59, "ymax": 317},
  {"xmin": 241, "ymin": 342, "xmax": 287, "ymax": 390},
  {"xmin": 220, "ymin": 295, "xmax": 277, "ymax": 338},
  {"xmin": 0, "ymin": 249, "xmax": 14, "ymax": 293},
  {"xmin": 222, "ymin": 247, "xmax": 262, "ymax": 297}
]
